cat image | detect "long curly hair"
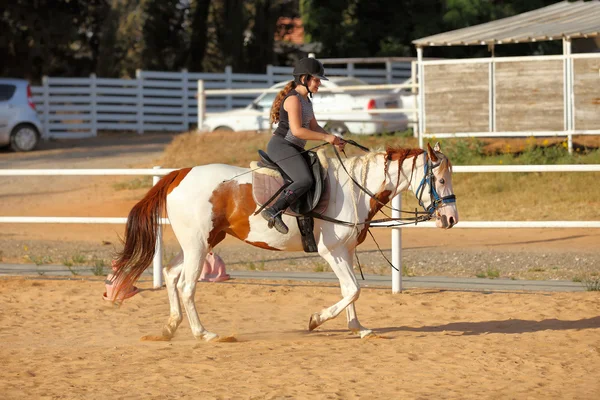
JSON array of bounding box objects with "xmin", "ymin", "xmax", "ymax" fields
[{"xmin": 270, "ymin": 80, "xmax": 297, "ymax": 124}]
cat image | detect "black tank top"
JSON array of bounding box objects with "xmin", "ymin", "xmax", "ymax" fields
[{"xmin": 273, "ymin": 89, "xmax": 314, "ymax": 148}]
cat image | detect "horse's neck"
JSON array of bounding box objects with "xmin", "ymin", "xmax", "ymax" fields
[
  {"xmin": 330, "ymin": 152, "xmax": 385, "ymax": 194},
  {"xmin": 331, "ymin": 151, "xmax": 423, "ymax": 199}
]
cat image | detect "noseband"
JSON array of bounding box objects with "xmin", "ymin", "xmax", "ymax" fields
[{"xmin": 414, "ymin": 153, "xmax": 457, "ymax": 216}]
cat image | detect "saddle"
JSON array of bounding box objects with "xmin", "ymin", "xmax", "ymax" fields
[{"xmin": 251, "ymin": 149, "xmax": 330, "ymax": 253}]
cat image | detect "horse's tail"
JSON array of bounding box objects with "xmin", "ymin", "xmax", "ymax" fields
[{"xmin": 110, "ymin": 169, "xmax": 183, "ymax": 302}]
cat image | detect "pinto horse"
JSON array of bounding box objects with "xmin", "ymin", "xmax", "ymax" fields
[{"xmin": 111, "ymin": 142, "xmax": 458, "ymax": 340}]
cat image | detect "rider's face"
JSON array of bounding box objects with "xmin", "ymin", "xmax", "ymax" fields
[{"xmin": 308, "ymin": 77, "xmax": 321, "ymax": 93}]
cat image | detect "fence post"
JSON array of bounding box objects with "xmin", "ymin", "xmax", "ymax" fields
[
  {"xmin": 385, "ymin": 61, "xmax": 393, "ymax": 83},
  {"xmin": 267, "ymin": 64, "xmax": 275, "ymax": 86},
  {"xmin": 411, "ymin": 61, "xmax": 418, "ymax": 137},
  {"xmin": 90, "ymin": 73, "xmax": 97, "ymax": 137},
  {"xmin": 153, "ymin": 166, "xmax": 163, "ymax": 289},
  {"xmin": 197, "ymin": 79, "xmax": 205, "ymax": 133},
  {"xmin": 135, "ymin": 69, "xmax": 144, "ymax": 135},
  {"xmin": 42, "ymin": 76, "xmax": 50, "ymax": 138},
  {"xmin": 225, "ymin": 65, "xmax": 233, "ymax": 110},
  {"xmin": 391, "ymin": 195, "xmax": 402, "ymax": 293},
  {"xmin": 417, "ymin": 47, "xmax": 425, "ymax": 149},
  {"xmin": 348, "ymin": 62, "xmax": 355, "ymax": 78},
  {"xmin": 181, "ymin": 69, "xmax": 189, "ymax": 131}
]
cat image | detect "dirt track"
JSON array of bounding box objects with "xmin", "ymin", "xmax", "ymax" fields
[{"xmin": 1, "ymin": 132, "xmax": 599, "ymax": 282}]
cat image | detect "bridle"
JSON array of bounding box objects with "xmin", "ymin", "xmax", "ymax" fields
[{"xmin": 414, "ymin": 152, "xmax": 457, "ymax": 216}]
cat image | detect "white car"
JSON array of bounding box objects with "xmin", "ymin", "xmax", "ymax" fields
[
  {"xmin": 200, "ymin": 77, "xmax": 409, "ymax": 135},
  {"xmin": 0, "ymin": 78, "xmax": 44, "ymax": 152}
]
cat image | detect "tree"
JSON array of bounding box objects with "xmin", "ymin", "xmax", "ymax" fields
[
  {"xmin": 186, "ymin": 0, "xmax": 212, "ymax": 71},
  {"xmin": 142, "ymin": 0, "xmax": 188, "ymax": 71}
]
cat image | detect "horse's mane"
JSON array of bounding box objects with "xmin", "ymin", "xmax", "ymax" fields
[{"xmin": 328, "ymin": 146, "xmax": 424, "ymax": 169}]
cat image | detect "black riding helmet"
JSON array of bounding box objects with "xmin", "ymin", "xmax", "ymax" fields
[{"xmin": 292, "ymin": 57, "xmax": 328, "ymax": 97}]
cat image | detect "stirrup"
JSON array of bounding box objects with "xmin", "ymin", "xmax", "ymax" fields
[{"xmin": 261, "ymin": 209, "xmax": 289, "ymax": 234}]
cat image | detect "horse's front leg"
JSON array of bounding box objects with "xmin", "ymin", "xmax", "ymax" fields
[
  {"xmin": 309, "ymin": 247, "xmax": 373, "ymax": 338},
  {"xmin": 346, "ymin": 303, "xmax": 373, "ymax": 338}
]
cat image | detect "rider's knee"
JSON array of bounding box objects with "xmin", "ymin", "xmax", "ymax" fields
[{"xmin": 296, "ymin": 176, "xmax": 314, "ymax": 191}]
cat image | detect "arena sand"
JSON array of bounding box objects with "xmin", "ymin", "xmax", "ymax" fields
[{"xmin": 0, "ymin": 277, "xmax": 598, "ymax": 399}]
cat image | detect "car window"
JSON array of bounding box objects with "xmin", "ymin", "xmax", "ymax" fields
[
  {"xmin": 254, "ymin": 93, "xmax": 276, "ymax": 111},
  {"xmin": 0, "ymin": 84, "xmax": 16, "ymax": 101}
]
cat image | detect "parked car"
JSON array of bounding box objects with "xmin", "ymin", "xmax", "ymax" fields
[
  {"xmin": 200, "ymin": 77, "xmax": 409, "ymax": 135},
  {"xmin": 0, "ymin": 78, "xmax": 43, "ymax": 152}
]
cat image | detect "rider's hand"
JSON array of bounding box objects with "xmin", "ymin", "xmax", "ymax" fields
[{"xmin": 326, "ymin": 134, "xmax": 346, "ymax": 151}]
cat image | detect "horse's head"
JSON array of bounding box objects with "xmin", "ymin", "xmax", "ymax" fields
[{"xmin": 412, "ymin": 142, "xmax": 459, "ymax": 229}]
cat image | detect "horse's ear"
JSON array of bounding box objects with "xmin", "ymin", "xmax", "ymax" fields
[
  {"xmin": 427, "ymin": 143, "xmax": 439, "ymax": 163},
  {"xmin": 434, "ymin": 142, "xmax": 441, "ymax": 152}
]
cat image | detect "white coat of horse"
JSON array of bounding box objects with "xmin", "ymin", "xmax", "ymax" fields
[{"xmin": 112, "ymin": 143, "xmax": 458, "ymax": 340}]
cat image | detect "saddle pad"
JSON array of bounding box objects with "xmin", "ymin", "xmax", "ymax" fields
[{"xmin": 251, "ymin": 171, "xmax": 330, "ymax": 217}]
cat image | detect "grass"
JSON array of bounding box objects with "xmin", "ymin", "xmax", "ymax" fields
[
  {"xmin": 312, "ymin": 262, "xmax": 326, "ymax": 273},
  {"xmin": 154, "ymin": 131, "xmax": 600, "ymax": 221},
  {"xmin": 113, "ymin": 177, "xmax": 153, "ymax": 191},
  {"xmin": 247, "ymin": 261, "xmax": 265, "ymax": 271},
  {"xmin": 583, "ymin": 277, "xmax": 600, "ymax": 291},
  {"xmin": 91, "ymin": 258, "xmax": 108, "ymax": 276},
  {"xmin": 476, "ymin": 267, "xmax": 501, "ymax": 279}
]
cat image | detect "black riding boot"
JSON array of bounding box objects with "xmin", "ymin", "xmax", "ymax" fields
[{"xmin": 261, "ymin": 189, "xmax": 298, "ymax": 234}]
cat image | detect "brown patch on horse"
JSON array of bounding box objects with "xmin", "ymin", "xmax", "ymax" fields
[
  {"xmin": 245, "ymin": 241, "xmax": 281, "ymax": 251},
  {"xmin": 167, "ymin": 168, "xmax": 192, "ymax": 194},
  {"xmin": 357, "ymin": 190, "xmax": 392, "ymax": 245},
  {"xmin": 208, "ymin": 181, "xmax": 256, "ymax": 244}
]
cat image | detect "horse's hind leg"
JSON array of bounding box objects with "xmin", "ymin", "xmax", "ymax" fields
[
  {"xmin": 176, "ymin": 241, "xmax": 219, "ymax": 341},
  {"xmin": 161, "ymin": 253, "xmax": 184, "ymax": 339},
  {"xmin": 309, "ymin": 248, "xmax": 373, "ymax": 338}
]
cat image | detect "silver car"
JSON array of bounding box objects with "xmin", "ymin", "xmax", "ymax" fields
[{"xmin": 0, "ymin": 78, "xmax": 44, "ymax": 152}]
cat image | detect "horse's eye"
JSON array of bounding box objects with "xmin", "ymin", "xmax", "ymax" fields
[{"xmin": 439, "ymin": 178, "xmax": 445, "ymax": 185}]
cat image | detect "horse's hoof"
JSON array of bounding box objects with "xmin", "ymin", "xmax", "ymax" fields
[
  {"xmin": 162, "ymin": 326, "xmax": 176, "ymax": 339},
  {"xmin": 308, "ymin": 313, "xmax": 321, "ymax": 331},
  {"xmin": 201, "ymin": 331, "xmax": 219, "ymax": 342},
  {"xmin": 359, "ymin": 329, "xmax": 374, "ymax": 339}
]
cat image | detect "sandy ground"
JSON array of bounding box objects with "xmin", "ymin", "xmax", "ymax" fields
[{"xmin": 0, "ymin": 277, "xmax": 599, "ymax": 399}]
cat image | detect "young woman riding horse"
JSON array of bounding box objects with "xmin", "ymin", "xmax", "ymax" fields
[
  {"xmin": 261, "ymin": 57, "xmax": 346, "ymax": 234},
  {"xmin": 109, "ymin": 60, "xmax": 459, "ymax": 342}
]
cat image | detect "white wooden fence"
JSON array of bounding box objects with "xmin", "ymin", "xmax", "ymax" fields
[
  {"xmin": 30, "ymin": 62, "xmax": 413, "ymax": 139},
  {"xmin": 2, "ymin": 164, "xmax": 599, "ymax": 293},
  {"xmin": 416, "ymin": 51, "xmax": 600, "ymax": 151}
]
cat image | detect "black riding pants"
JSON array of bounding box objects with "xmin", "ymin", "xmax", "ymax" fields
[{"xmin": 266, "ymin": 135, "xmax": 314, "ymax": 198}]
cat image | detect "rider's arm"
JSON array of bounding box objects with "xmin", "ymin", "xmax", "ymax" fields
[
  {"xmin": 285, "ymin": 96, "xmax": 334, "ymax": 143},
  {"xmin": 309, "ymin": 117, "xmax": 328, "ymax": 135}
]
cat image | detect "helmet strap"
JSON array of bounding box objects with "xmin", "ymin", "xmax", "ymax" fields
[
  {"xmin": 304, "ymin": 75, "xmax": 313, "ymax": 98},
  {"xmin": 293, "ymin": 75, "xmax": 313, "ymax": 98}
]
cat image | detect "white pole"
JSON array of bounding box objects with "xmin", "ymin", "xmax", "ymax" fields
[
  {"xmin": 135, "ymin": 69, "xmax": 144, "ymax": 135},
  {"xmin": 566, "ymin": 39, "xmax": 574, "ymax": 154},
  {"xmin": 153, "ymin": 166, "xmax": 163, "ymax": 288},
  {"xmin": 197, "ymin": 79, "xmax": 205, "ymax": 133},
  {"xmin": 417, "ymin": 47, "xmax": 425, "ymax": 149},
  {"xmin": 90, "ymin": 73, "xmax": 97, "ymax": 137},
  {"xmin": 391, "ymin": 195, "xmax": 402, "ymax": 293}
]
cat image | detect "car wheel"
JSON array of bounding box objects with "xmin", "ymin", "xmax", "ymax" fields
[
  {"xmin": 324, "ymin": 122, "xmax": 349, "ymax": 136},
  {"xmin": 213, "ymin": 126, "xmax": 234, "ymax": 132},
  {"xmin": 10, "ymin": 124, "xmax": 40, "ymax": 152}
]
